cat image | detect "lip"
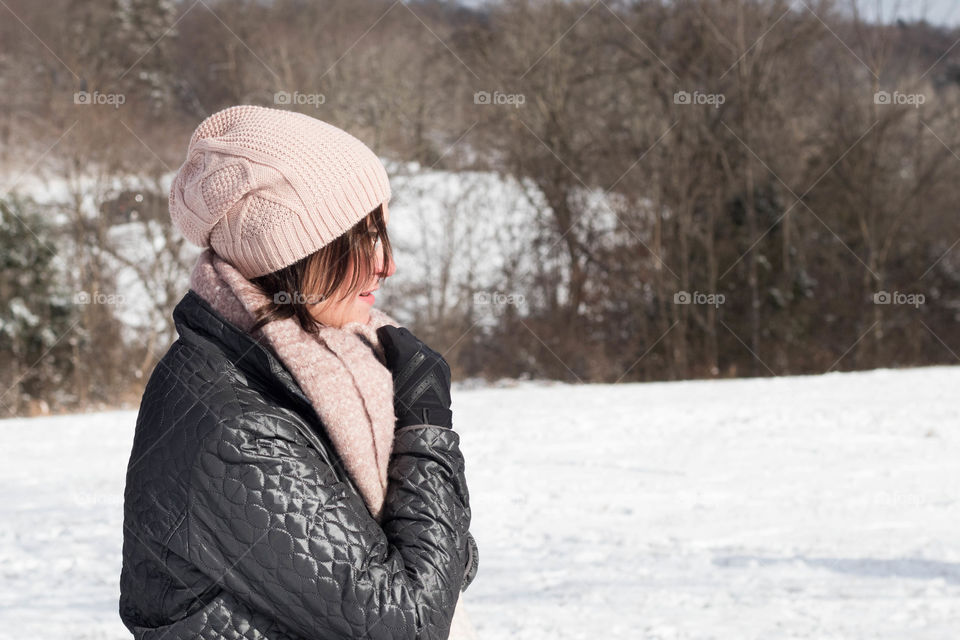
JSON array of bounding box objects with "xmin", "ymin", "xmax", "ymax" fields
[{"xmin": 358, "ymin": 287, "xmax": 378, "ymax": 304}]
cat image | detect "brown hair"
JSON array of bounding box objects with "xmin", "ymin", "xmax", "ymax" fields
[{"xmin": 248, "ymin": 204, "xmax": 393, "ymax": 335}]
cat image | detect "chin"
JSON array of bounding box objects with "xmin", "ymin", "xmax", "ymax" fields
[{"xmin": 352, "ymin": 306, "xmax": 372, "ymax": 324}]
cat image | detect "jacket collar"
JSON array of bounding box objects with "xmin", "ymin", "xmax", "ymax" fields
[
  {"xmin": 171, "ymin": 289, "xmax": 370, "ymax": 505},
  {"xmin": 172, "ymin": 289, "xmax": 314, "ymax": 414}
]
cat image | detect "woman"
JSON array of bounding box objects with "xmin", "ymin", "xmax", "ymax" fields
[{"xmin": 118, "ymin": 105, "xmax": 479, "ymax": 639}]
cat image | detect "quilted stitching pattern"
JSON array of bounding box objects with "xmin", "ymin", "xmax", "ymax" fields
[
  {"xmin": 131, "ymin": 591, "xmax": 301, "ymax": 640},
  {"xmin": 119, "ymin": 291, "xmax": 478, "ymax": 639}
]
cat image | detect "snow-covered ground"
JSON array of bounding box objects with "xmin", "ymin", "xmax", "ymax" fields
[{"xmin": 1, "ymin": 365, "xmax": 958, "ymax": 639}]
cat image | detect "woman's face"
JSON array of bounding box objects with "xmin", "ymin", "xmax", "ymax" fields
[{"xmin": 309, "ymin": 207, "xmax": 395, "ymax": 328}]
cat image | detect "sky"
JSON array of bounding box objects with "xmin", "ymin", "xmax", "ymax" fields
[
  {"xmin": 866, "ymin": 0, "xmax": 960, "ymax": 26},
  {"xmin": 457, "ymin": 0, "xmax": 960, "ymax": 28}
]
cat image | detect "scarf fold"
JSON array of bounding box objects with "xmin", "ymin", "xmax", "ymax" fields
[{"xmin": 188, "ymin": 249, "xmax": 479, "ymax": 639}]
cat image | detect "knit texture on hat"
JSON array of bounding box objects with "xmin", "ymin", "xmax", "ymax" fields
[{"xmin": 170, "ymin": 105, "xmax": 391, "ymax": 279}]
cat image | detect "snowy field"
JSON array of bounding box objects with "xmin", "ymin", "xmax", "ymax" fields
[{"xmin": 0, "ymin": 365, "xmax": 958, "ymax": 639}]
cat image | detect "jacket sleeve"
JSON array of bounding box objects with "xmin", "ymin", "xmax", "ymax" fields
[
  {"xmin": 463, "ymin": 530, "xmax": 479, "ymax": 591},
  {"xmin": 181, "ymin": 414, "xmax": 473, "ymax": 640}
]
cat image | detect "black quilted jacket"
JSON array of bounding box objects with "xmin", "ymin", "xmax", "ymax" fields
[{"xmin": 119, "ymin": 290, "xmax": 478, "ymax": 639}]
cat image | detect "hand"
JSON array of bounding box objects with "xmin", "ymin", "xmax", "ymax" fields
[{"xmin": 376, "ymin": 325, "xmax": 453, "ymax": 429}]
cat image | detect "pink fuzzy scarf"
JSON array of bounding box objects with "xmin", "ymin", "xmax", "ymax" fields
[
  {"xmin": 188, "ymin": 248, "xmax": 478, "ymax": 639},
  {"xmin": 189, "ymin": 248, "xmax": 400, "ymax": 522}
]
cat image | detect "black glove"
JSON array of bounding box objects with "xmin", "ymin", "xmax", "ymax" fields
[{"xmin": 376, "ymin": 325, "xmax": 453, "ymax": 429}]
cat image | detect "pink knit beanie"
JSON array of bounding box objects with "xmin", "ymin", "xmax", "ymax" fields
[{"xmin": 169, "ymin": 105, "xmax": 391, "ymax": 279}]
